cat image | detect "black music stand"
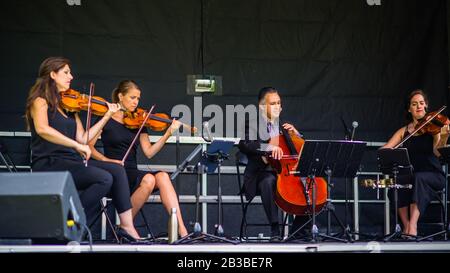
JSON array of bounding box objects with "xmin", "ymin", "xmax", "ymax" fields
[
  {"xmin": 377, "ymin": 148, "xmax": 415, "ymax": 242},
  {"xmin": 322, "ymin": 140, "xmax": 367, "ymax": 242},
  {"xmin": 289, "ymin": 140, "xmax": 366, "ymax": 243},
  {"xmin": 175, "ymin": 140, "xmax": 239, "ymax": 244},
  {"xmin": 417, "ymin": 146, "xmax": 450, "ymax": 241}
]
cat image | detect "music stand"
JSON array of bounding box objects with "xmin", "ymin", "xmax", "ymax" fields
[
  {"xmin": 289, "ymin": 140, "xmax": 366, "ymax": 243},
  {"xmin": 175, "ymin": 140, "xmax": 239, "ymax": 244},
  {"xmin": 323, "ymin": 140, "xmax": 367, "ymax": 241},
  {"xmin": 417, "ymin": 146, "xmax": 450, "ymax": 241},
  {"xmin": 377, "ymin": 148, "xmax": 414, "ymax": 241}
]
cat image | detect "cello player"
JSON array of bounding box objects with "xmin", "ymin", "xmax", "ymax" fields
[{"xmin": 238, "ymin": 87, "xmax": 310, "ymax": 241}]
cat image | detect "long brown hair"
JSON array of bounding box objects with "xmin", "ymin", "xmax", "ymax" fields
[
  {"xmin": 25, "ymin": 57, "xmax": 71, "ymax": 130},
  {"xmin": 111, "ymin": 80, "xmax": 140, "ymax": 103}
]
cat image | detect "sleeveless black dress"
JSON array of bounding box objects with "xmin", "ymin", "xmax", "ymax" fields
[
  {"xmin": 100, "ymin": 118, "xmax": 161, "ymax": 192},
  {"xmin": 31, "ymin": 108, "xmax": 132, "ymax": 224},
  {"xmin": 395, "ymin": 130, "xmax": 446, "ymax": 214}
]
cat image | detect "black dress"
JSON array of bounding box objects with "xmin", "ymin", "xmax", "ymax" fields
[
  {"xmin": 31, "ymin": 109, "xmax": 132, "ymax": 226},
  {"xmin": 395, "ymin": 131, "xmax": 446, "ymax": 214},
  {"xmin": 100, "ymin": 118, "xmax": 160, "ymax": 192}
]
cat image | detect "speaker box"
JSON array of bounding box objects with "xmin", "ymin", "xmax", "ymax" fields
[{"xmin": 0, "ymin": 172, "xmax": 86, "ymax": 243}]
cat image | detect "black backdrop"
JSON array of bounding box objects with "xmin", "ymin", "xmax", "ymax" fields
[
  {"xmin": 1, "ymin": 0, "xmax": 449, "ymax": 237},
  {"xmin": 1, "ymin": 0, "xmax": 448, "ymax": 137}
]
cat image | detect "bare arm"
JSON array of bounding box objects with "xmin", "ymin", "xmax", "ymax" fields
[
  {"xmin": 382, "ymin": 127, "xmax": 406, "ymax": 149},
  {"xmin": 433, "ymin": 133, "xmax": 442, "ymax": 157},
  {"xmin": 140, "ymin": 130, "xmax": 170, "ymax": 159},
  {"xmin": 31, "ymin": 97, "xmax": 90, "ymax": 159},
  {"xmin": 140, "ymin": 120, "xmax": 181, "ymax": 159},
  {"xmin": 437, "ymin": 124, "xmax": 449, "ymax": 149},
  {"xmin": 75, "ymin": 102, "xmax": 121, "ymax": 144}
]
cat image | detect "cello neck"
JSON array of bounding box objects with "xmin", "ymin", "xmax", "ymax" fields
[{"xmin": 281, "ymin": 127, "xmax": 298, "ymax": 155}]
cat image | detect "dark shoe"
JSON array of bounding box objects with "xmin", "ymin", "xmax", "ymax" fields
[
  {"xmin": 401, "ymin": 234, "xmax": 418, "ymax": 241},
  {"xmin": 269, "ymin": 235, "xmax": 282, "ymax": 243},
  {"xmin": 117, "ymin": 227, "xmax": 155, "ymax": 244},
  {"xmin": 115, "ymin": 227, "xmax": 152, "ymax": 244},
  {"xmin": 115, "ymin": 227, "xmax": 138, "ymax": 243},
  {"xmin": 270, "ymin": 229, "xmax": 280, "ymax": 237}
]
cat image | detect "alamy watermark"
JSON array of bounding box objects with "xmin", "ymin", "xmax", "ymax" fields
[
  {"xmin": 366, "ymin": 0, "xmax": 381, "ymax": 6},
  {"xmin": 171, "ymin": 97, "xmax": 275, "ymax": 142},
  {"xmin": 66, "ymin": 0, "xmax": 81, "ymax": 6}
]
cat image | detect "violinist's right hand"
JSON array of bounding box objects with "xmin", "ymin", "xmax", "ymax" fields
[
  {"xmin": 105, "ymin": 159, "xmax": 124, "ymax": 166},
  {"xmin": 75, "ymin": 143, "xmax": 91, "ymax": 161},
  {"xmin": 105, "ymin": 102, "xmax": 121, "ymax": 116}
]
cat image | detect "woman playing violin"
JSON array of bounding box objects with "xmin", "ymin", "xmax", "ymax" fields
[
  {"xmin": 382, "ymin": 89, "xmax": 449, "ymax": 236},
  {"xmin": 25, "ymin": 57, "xmax": 142, "ymax": 241},
  {"xmin": 88, "ymin": 80, "xmax": 188, "ymax": 237}
]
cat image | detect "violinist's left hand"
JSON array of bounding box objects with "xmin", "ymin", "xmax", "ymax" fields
[
  {"xmin": 169, "ymin": 119, "xmax": 182, "ymax": 135},
  {"xmin": 105, "ymin": 102, "xmax": 121, "ymax": 116},
  {"xmin": 282, "ymin": 123, "xmax": 300, "ymax": 136},
  {"xmin": 441, "ymin": 124, "xmax": 450, "ymax": 136}
]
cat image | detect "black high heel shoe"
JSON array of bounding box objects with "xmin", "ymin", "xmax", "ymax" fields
[
  {"xmin": 115, "ymin": 227, "xmax": 139, "ymax": 243},
  {"xmin": 115, "ymin": 227, "xmax": 153, "ymax": 244}
]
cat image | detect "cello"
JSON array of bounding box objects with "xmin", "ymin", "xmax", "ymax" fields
[{"xmin": 268, "ymin": 127, "xmax": 328, "ymax": 215}]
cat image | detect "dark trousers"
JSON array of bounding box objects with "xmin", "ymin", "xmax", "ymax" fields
[
  {"xmin": 32, "ymin": 157, "xmax": 132, "ymax": 226},
  {"xmin": 256, "ymin": 171, "xmax": 280, "ymax": 225},
  {"xmin": 391, "ymin": 171, "xmax": 445, "ymax": 215}
]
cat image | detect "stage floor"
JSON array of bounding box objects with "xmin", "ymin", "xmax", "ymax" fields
[{"xmin": 1, "ymin": 241, "xmax": 450, "ymax": 253}]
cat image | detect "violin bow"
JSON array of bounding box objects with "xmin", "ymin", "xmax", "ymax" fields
[
  {"xmin": 121, "ymin": 105, "xmax": 156, "ymax": 165},
  {"xmin": 84, "ymin": 82, "xmax": 95, "ymax": 167},
  {"xmin": 394, "ymin": 105, "xmax": 447, "ymax": 149}
]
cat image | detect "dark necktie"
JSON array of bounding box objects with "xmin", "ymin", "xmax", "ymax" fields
[{"xmin": 267, "ymin": 122, "xmax": 273, "ymax": 134}]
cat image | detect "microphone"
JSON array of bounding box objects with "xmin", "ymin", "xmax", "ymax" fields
[
  {"xmin": 351, "ymin": 121, "xmax": 359, "ymax": 141},
  {"xmin": 202, "ymin": 121, "xmax": 213, "ymax": 142},
  {"xmin": 340, "ymin": 117, "xmax": 351, "ymax": 140}
]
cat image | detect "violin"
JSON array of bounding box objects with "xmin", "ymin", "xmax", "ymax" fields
[
  {"xmin": 416, "ymin": 110, "xmax": 449, "ymax": 135},
  {"xmin": 123, "ymin": 107, "xmax": 197, "ymax": 133},
  {"xmin": 59, "ymin": 85, "xmax": 111, "ymax": 167},
  {"xmin": 395, "ymin": 105, "xmax": 449, "ymax": 148},
  {"xmin": 268, "ymin": 127, "xmax": 327, "ymax": 215},
  {"xmin": 59, "ymin": 89, "xmax": 112, "ymax": 116}
]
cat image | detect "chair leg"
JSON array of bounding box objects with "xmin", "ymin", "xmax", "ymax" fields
[
  {"xmin": 101, "ymin": 202, "xmax": 120, "ymax": 243},
  {"xmin": 87, "ymin": 200, "xmax": 120, "ymax": 243},
  {"xmin": 139, "ymin": 209, "xmax": 155, "ymax": 239},
  {"xmin": 441, "ymin": 193, "xmax": 446, "ymax": 230},
  {"xmin": 417, "ymin": 191, "xmax": 447, "ymax": 242},
  {"xmin": 240, "ymin": 201, "xmax": 251, "ymax": 241},
  {"xmin": 281, "ymin": 213, "xmax": 289, "ymax": 238}
]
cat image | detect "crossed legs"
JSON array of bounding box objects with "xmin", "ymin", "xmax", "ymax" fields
[{"xmin": 130, "ymin": 172, "xmax": 188, "ymax": 237}]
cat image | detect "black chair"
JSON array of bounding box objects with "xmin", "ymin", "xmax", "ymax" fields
[{"xmin": 235, "ymin": 151, "xmax": 288, "ymax": 241}]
